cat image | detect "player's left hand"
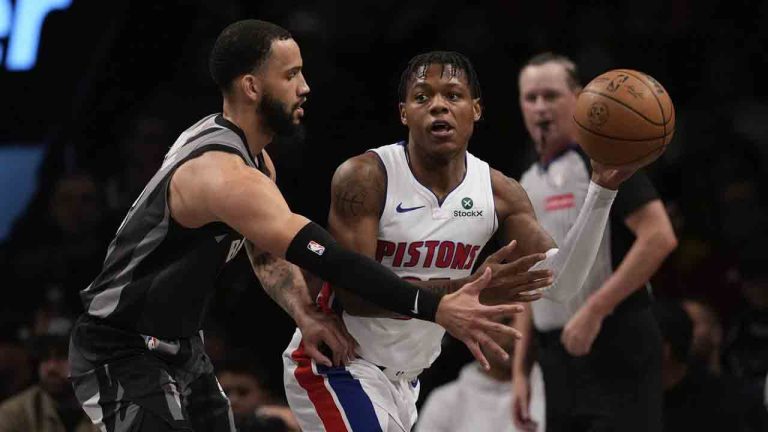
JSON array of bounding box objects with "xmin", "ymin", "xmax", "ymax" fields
[
  {"xmin": 296, "ymin": 305, "xmax": 357, "ymax": 367},
  {"xmin": 476, "ymin": 240, "xmax": 553, "ymax": 304},
  {"xmin": 560, "ymin": 304, "xmax": 605, "ymax": 356}
]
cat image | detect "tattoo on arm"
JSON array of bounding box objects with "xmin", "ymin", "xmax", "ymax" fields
[
  {"xmin": 332, "ymin": 161, "xmax": 384, "ymax": 220},
  {"xmin": 335, "ymin": 185, "xmax": 367, "ymax": 217},
  {"xmin": 246, "ymin": 242, "xmax": 311, "ymax": 319}
]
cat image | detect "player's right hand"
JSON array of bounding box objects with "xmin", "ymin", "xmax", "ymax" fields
[
  {"xmin": 512, "ymin": 374, "xmax": 538, "ymax": 432},
  {"xmin": 476, "ymin": 240, "xmax": 553, "ymax": 304},
  {"xmin": 590, "ymin": 157, "xmax": 651, "ymax": 190},
  {"xmin": 296, "ymin": 305, "xmax": 356, "ymax": 367},
  {"xmin": 435, "ymin": 268, "xmax": 524, "ymax": 370}
]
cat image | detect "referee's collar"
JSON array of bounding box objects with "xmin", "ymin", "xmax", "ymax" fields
[{"xmin": 538, "ymin": 143, "xmax": 580, "ymax": 171}]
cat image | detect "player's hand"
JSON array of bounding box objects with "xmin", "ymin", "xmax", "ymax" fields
[
  {"xmin": 476, "ymin": 240, "xmax": 553, "ymax": 304},
  {"xmin": 296, "ymin": 304, "xmax": 356, "ymax": 367},
  {"xmin": 512, "ymin": 374, "xmax": 538, "ymax": 432},
  {"xmin": 435, "ymin": 268, "xmax": 524, "ymax": 370},
  {"xmin": 590, "ymin": 157, "xmax": 653, "ymax": 190},
  {"xmin": 561, "ymin": 303, "xmax": 605, "ymax": 356}
]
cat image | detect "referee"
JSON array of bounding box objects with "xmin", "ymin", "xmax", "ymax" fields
[{"xmin": 511, "ymin": 52, "xmax": 678, "ymax": 432}]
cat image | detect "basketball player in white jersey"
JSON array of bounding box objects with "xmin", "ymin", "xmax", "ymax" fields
[{"xmin": 282, "ymin": 51, "xmax": 652, "ymax": 432}]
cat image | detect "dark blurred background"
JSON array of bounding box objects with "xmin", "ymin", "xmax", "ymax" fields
[{"xmin": 1, "ymin": 0, "xmax": 766, "ymax": 425}]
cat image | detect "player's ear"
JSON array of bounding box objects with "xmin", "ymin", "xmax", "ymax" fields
[
  {"xmin": 240, "ymin": 74, "xmax": 261, "ymax": 101},
  {"xmin": 473, "ymin": 98, "xmax": 482, "ymax": 122},
  {"xmin": 399, "ymin": 102, "xmax": 408, "ymax": 126}
]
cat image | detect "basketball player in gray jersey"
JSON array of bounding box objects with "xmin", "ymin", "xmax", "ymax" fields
[
  {"xmin": 511, "ymin": 53, "xmax": 678, "ymax": 432},
  {"xmin": 68, "ymin": 20, "xmax": 525, "ymax": 432}
]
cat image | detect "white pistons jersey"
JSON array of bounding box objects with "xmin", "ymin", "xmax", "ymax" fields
[{"xmin": 343, "ymin": 142, "xmax": 498, "ymax": 373}]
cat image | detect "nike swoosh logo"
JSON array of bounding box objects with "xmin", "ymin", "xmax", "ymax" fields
[
  {"xmin": 396, "ymin": 203, "xmax": 425, "ymax": 213},
  {"xmin": 411, "ymin": 290, "xmax": 420, "ymax": 315}
]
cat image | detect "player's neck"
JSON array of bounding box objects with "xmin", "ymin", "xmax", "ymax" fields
[
  {"xmin": 222, "ymin": 101, "xmax": 273, "ymax": 155},
  {"xmin": 406, "ymin": 142, "xmax": 466, "ymax": 201}
]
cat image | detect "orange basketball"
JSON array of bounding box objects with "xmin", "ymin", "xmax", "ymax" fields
[{"xmin": 573, "ymin": 69, "xmax": 675, "ymax": 166}]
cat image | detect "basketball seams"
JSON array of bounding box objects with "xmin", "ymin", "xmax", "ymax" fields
[
  {"xmin": 573, "ymin": 116, "xmax": 673, "ymax": 141},
  {"xmin": 575, "ymin": 69, "xmax": 674, "ymax": 166},
  {"xmin": 581, "ymin": 89, "xmax": 665, "ymax": 126},
  {"xmin": 612, "ymin": 69, "xmax": 672, "ymax": 127},
  {"xmin": 612, "ymin": 69, "xmax": 669, "ymax": 153},
  {"xmin": 575, "ymin": 120, "xmax": 667, "ymax": 165}
]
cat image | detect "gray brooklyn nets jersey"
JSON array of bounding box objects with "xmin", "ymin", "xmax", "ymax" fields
[{"xmin": 80, "ymin": 114, "xmax": 265, "ymax": 339}]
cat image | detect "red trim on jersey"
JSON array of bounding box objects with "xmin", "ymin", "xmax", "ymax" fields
[
  {"xmin": 291, "ymin": 342, "xmax": 348, "ymax": 431},
  {"xmin": 545, "ymin": 193, "xmax": 575, "ymax": 211},
  {"xmin": 317, "ymin": 282, "xmax": 335, "ymax": 314}
]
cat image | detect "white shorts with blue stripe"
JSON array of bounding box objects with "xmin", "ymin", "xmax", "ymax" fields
[{"xmin": 283, "ymin": 328, "xmax": 420, "ymax": 432}]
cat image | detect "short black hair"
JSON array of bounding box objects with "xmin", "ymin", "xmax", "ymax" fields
[
  {"xmin": 653, "ymin": 300, "xmax": 693, "ymax": 363},
  {"xmin": 398, "ymin": 51, "xmax": 482, "ymax": 102},
  {"xmin": 209, "ymin": 19, "xmax": 292, "ymax": 92},
  {"xmin": 521, "ymin": 52, "xmax": 582, "ymax": 90}
]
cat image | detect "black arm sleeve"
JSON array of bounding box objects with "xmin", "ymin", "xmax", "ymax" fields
[{"xmin": 285, "ymin": 222, "xmax": 442, "ymax": 321}]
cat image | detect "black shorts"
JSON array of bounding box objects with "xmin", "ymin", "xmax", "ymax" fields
[
  {"xmin": 536, "ymin": 307, "xmax": 662, "ymax": 432},
  {"xmin": 68, "ymin": 315, "xmax": 235, "ymax": 432}
]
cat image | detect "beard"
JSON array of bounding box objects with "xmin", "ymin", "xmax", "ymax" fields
[{"xmin": 260, "ymin": 92, "xmax": 305, "ymax": 143}]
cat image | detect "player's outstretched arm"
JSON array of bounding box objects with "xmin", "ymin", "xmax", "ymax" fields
[
  {"xmin": 170, "ymin": 151, "xmax": 522, "ymax": 367},
  {"xmin": 493, "ymin": 168, "xmax": 619, "ymax": 303},
  {"xmin": 169, "ymin": 150, "xmax": 435, "ymax": 317}
]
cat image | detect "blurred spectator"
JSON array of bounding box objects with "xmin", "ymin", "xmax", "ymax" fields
[
  {"xmin": 416, "ymin": 318, "xmax": 546, "ymax": 432},
  {"xmin": 217, "ymin": 350, "xmax": 298, "ymax": 432},
  {"xmin": 681, "ymin": 298, "xmax": 723, "ymax": 374},
  {"xmin": 0, "ymin": 340, "xmax": 32, "ymax": 403},
  {"xmin": 3, "ymin": 172, "xmax": 113, "ymax": 333},
  {"xmin": 723, "ymin": 257, "xmax": 768, "ymax": 408},
  {"xmin": 0, "ymin": 333, "xmax": 97, "ymax": 431},
  {"xmin": 106, "ymin": 114, "xmax": 173, "ymax": 212},
  {"xmin": 654, "ymin": 300, "xmax": 764, "ymax": 432}
]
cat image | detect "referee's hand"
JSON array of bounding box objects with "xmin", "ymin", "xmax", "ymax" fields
[{"xmin": 435, "ymin": 268, "xmax": 524, "ymax": 370}]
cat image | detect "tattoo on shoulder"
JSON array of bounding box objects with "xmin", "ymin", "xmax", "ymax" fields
[
  {"xmin": 334, "ymin": 158, "xmax": 384, "ymax": 217},
  {"xmin": 336, "ymin": 184, "xmax": 368, "ymax": 217}
]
